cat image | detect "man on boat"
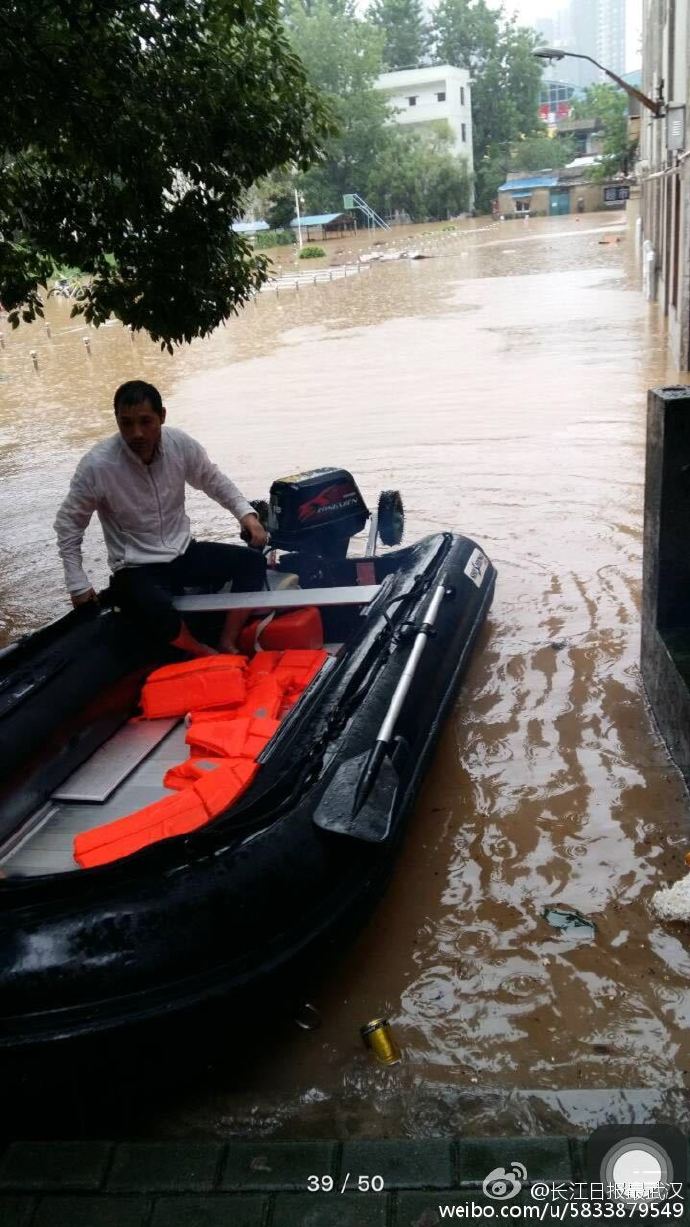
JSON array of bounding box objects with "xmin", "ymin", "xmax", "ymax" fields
[{"xmin": 54, "ymin": 379, "xmax": 267, "ymax": 656}]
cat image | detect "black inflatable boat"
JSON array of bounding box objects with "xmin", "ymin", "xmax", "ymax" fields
[{"xmin": 0, "ymin": 469, "xmax": 496, "ymax": 1048}]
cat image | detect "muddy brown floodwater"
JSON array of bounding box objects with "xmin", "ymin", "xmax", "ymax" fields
[{"xmin": 2, "ymin": 213, "xmax": 690, "ymax": 1137}]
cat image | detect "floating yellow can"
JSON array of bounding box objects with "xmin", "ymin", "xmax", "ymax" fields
[{"xmin": 360, "ymin": 1017, "xmax": 401, "ymax": 1065}]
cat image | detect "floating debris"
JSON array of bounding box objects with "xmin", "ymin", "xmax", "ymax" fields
[
  {"xmin": 651, "ymin": 873, "xmax": 690, "ymax": 922},
  {"xmin": 542, "ymin": 905, "xmax": 597, "ymax": 937},
  {"xmin": 361, "ymin": 1016, "xmax": 402, "ymax": 1065}
]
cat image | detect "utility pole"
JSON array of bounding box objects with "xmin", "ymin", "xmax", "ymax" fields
[{"xmin": 295, "ymin": 189, "xmax": 304, "ymax": 251}]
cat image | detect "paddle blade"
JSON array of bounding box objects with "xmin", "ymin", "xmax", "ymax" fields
[{"xmin": 313, "ymin": 753, "xmax": 399, "ymax": 843}]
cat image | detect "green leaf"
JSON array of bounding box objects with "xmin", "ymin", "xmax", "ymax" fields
[{"xmin": 0, "ymin": 0, "xmax": 331, "ymax": 346}]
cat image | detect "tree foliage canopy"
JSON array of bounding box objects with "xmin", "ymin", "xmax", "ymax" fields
[
  {"xmin": 282, "ymin": 0, "xmax": 391, "ymax": 211},
  {"xmin": 571, "ymin": 83, "xmax": 633, "ymax": 179},
  {"xmin": 509, "ymin": 133, "xmax": 575, "ymax": 173},
  {"xmin": 276, "ymin": 0, "xmax": 471, "ymax": 219},
  {"xmin": 431, "ymin": 0, "xmax": 498, "ymax": 73},
  {"xmin": 366, "ymin": 128, "xmax": 471, "ymax": 220},
  {"xmin": 261, "ymin": 0, "xmax": 544, "ymax": 223},
  {"xmin": 368, "ymin": 0, "xmax": 429, "ymax": 72},
  {"xmin": 1, "ymin": 0, "xmax": 331, "ymax": 346},
  {"xmin": 429, "ymin": 0, "xmax": 543, "ymax": 210}
]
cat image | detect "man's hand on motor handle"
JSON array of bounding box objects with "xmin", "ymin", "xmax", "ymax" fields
[
  {"xmin": 240, "ymin": 512, "xmax": 268, "ymax": 549},
  {"xmin": 71, "ymin": 588, "xmax": 99, "ymax": 608}
]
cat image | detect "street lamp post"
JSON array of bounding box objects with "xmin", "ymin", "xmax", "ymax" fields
[{"xmin": 533, "ymin": 48, "xmax": 665, "ymax": 118}]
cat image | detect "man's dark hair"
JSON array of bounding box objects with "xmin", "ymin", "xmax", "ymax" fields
[{"xmin": 113, "ymin": 380, "xmax": 164, "ymax": 417}]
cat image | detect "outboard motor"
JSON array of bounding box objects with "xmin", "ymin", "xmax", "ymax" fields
[
  {"xmin": 244, "ymin": 468, "xmax": 403, "ymax": 586},
  {"xmin": 267, "ymin": 468, "xmax": 369, "ymax": 559}
]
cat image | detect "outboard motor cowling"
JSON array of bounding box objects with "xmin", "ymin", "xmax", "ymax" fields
[{"xmin": 268, "ymin": 468, "xmax": 369, "ymax": 558}]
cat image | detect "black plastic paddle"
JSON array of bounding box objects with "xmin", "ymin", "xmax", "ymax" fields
[{"xmin": 313, "ymin": 578, "xmax": 450, "ymax": 842}]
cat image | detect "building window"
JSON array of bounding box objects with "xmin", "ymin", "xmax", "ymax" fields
[
  {"xmin": 408, "ymin": 96, "xmax": 417, "ymax": 107},
  {"xmin": 514, "ymin": 198, "xmax": 531, "ymax": 213},
  {"xmin": 436, "ymin": 91, "xmax": 446, "ymax": 102},
  {"xmin": 539, "ymin": 82, "xmax": 575, "ymax": 107},
  {"xmin": 461, "ymin": 123, "xmax": 467, "ymax": 142},
  {"xmin": 460, "ymin": 86, "xmax": 465, "ymax": 105}
]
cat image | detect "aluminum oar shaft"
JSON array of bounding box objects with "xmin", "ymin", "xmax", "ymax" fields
[
  {"xmin": 351, "ymin": 577, "xmax": 449, "ymax": 819},
  {"xmin": 376, "ymin": 578, "xmax": 448, "ymax": 745}
]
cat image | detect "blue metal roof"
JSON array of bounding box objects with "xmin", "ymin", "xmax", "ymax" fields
[
  {"xmin": 290, "ymin": 213, "xmax": 347, "ymax": 227},
  {"xmin": 232, "ymin": 220, "xmax": 269, "ymax": 233},
  {"xmin": 497, "ymin": 176, "xmax": 559, "ymax": 192}
]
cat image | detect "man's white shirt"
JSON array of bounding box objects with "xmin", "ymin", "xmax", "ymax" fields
[{"xmin": 54, "ymin": 428, "xmax": 253, "ymax": 594}]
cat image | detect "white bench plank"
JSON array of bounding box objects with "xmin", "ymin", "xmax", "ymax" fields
[
  {"xmin": 53, "ymin": 718, "xmax": 178, "ymax": 803},
  {"xmin": 173, "ymin": 585, "xmax": 380, "ymax": 612}
]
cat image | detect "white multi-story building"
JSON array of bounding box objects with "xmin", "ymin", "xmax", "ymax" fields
[
  {"xmin": 374, "ymin": 64, "xmax": 474, "ymax": 184},
  {"xmin": 638, "ymin": 0, "xmax": 690, "ymax": 370}
]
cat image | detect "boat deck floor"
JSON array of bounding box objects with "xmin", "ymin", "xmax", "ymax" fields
[
  {"xmin": 1, "ymin": 722, "xmax": 188, "ymax": 878},
  {"xmin": 0, "ymin": 643, "xmax": 344, "ymax": 879}
]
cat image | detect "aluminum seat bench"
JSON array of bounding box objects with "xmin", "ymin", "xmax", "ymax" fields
[{"xmin": 173, "ymin": 585, "xmax": 380, "ymax": 613}]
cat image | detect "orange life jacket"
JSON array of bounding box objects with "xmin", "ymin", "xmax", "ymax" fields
[
  {"xmin": 74, "ymin": 759, "xmax": 258, "ymax": 868},
  {"xmin": 245, "ymin": 648, "xmax": 328, "ymax": 718},
  {"xmin": 76, "ymin": 651, "xmax": 327, "ymax": 869},
  {"xmin": 238, "ymin": 607, "xmax": 323, "ymax": 654},
  {"xmin": 274, "ymin": 649, "xmax": 329, "ymax": 696},
  {"xmin": 185, "ymin": 676, "xmax": 285, "ymax": 724},
  {"xmin": 245, "ymin": 651, "xmax": 283, "ymax": 681},
  {"xmin": 162, "ymin": 757, "xmax": 229, "ymax": 791},
  {"xmin": 140, "ymin": 654, "xmax": 247, "ymax": 718},
  {"xmin": 186, "ymin": 714, "xmax": 280, "ymax": 760}
]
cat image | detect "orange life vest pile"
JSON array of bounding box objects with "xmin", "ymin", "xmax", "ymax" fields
[{"xmin": 73, "ymin": 641, "xmax": 328, "ymax": 869}]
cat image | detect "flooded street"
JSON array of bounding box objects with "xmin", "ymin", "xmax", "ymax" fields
[{"xmin": 3, "ymin": 213, "xmax": 690, "ymax": 1136}]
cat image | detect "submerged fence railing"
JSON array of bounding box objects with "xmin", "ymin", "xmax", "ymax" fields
[{"xmin": 259, "ymin": 262, "xmax": 370, "ymax": 293}]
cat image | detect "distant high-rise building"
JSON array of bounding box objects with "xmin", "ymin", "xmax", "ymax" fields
[
  {"xmin": 534, "ymin": 0, "xmax": 626, "ymax": 88},
  {"xmin": 596, "ymin": 0, "xmax": 626, "ymax": 75},
  {"xmin": 534, "ymin": 15, "xmax": 556, "ymax": 45},
  {"xmin": 534, "ymin": 5, "xmax": 581, "ymax": 108},
  {"xmin": 567, "ymin": 0, "xmax": 597, "ymax": 85},
  {"xmin": 625, "ymin": 0, "xmax": 642, "ymax": 72},
  {"xmin": 534, "ymin": 8, "xmax": 572, "ymax": 47}
]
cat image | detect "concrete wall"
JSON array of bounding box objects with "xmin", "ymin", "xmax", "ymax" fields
[
  {"xmin": 570, "ymin": 181, "xmax": 629, "ymax": 211},
  {"xmin": 497, "ymin": 182, "xmax": 625, "ymax": 217},
  {"xmin": 639, "ymin": 0, "xmax": 690, "ymax": 372},
  {"xmin": 641, "ymin": 385, "xmax": 690, "ymax": 783},
  {"xmin": 497, "ymin": 187, "xmax": 551, "ymax": 216}
]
